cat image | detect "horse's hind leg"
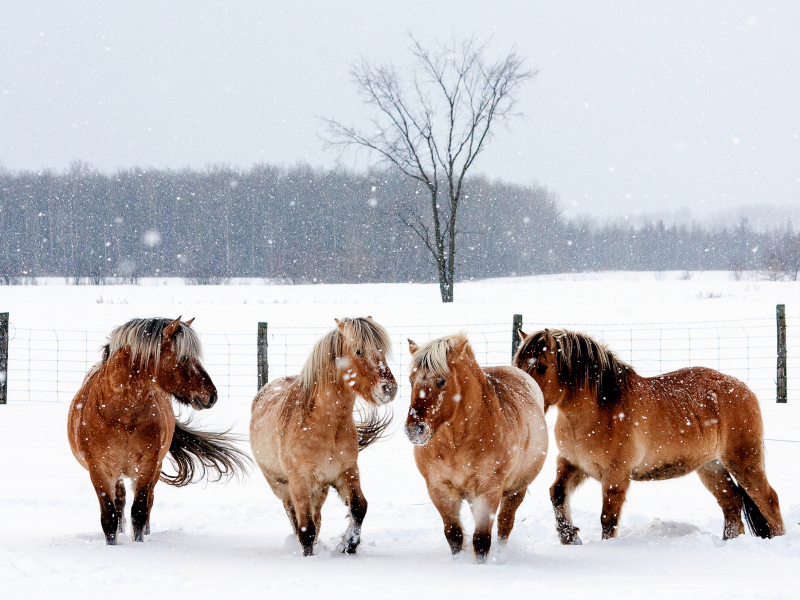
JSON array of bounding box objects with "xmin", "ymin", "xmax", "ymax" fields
[
  {"xmin": 550, "ymin": 456, "xmax": 587, "ymax": 545},
  {"xmin": 89, "ymin": 470, "xmax": 119, "ymax": 545},
  {"xmin": 723, "ymin": 451, "xmax": 785, "ymax": 538},
  {"xmin": 497, "ymin": 488, "xmax": 527, "ymax": 545},
  {"xmin": 131, "ymin": 474, "xmax": 158, "ymax": 542},
  {"xmin": 696, "ymin": 460, "xmax": 744, "ymax": 539},
  {"xmin": 114, "ymin": 479, "xmax": 127, "ymax": 535},
  {"xmin": 143, "ymin": 484, "xmax": 155, "ymax": 536},
  {"xmin": 334, "ymin": 468, "xmax": 366, "ymax": 554}
]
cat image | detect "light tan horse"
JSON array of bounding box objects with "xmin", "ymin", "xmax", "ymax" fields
[
  {"xmin": 250, "ymin": 317, "xmax": 397, "ymax": 556},
  {"xmin": 68, "ymin": 317, "xmax": 250, "ymax": 545},
  {"xmin": 405, "ymin": 333, "xmax": 548, "ymax": 563},
  {"xmin": 513, "ymin": 328, "xmax": 785, "ymax": 544}
]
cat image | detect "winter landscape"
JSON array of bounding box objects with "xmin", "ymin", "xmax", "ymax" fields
[
  {"xmin": 1, "ymin": 273, "xmax": 799, "ymax": 599},
  {"xmin": 3, "ymin": 2, "xmax": 800, "ymax": 598}
]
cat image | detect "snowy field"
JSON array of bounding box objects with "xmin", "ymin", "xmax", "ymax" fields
[{"xmin": 1, "ymin": 272, "xmax": 799, "ymax": 599}]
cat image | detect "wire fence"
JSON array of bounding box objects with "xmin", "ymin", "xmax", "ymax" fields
[{"xmin": 2, "ymin": 315, "xmax": 798, "ymax": 406}]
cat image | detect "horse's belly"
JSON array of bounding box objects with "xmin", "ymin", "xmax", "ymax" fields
[{"xmin": 631, "ymin": 460, "xmax": 699, "ymax": 481}]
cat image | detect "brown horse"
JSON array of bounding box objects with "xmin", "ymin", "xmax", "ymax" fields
[
  {"xmin": 250, "ymin": 317, "xmax": 397, "ymax": 556},
  {"xmin": 68, "ymin": 317, "xmax": 250, "ymax": 545},
  {"xmin": 513, "ymin": 328, "xmax": 785, "ymax": 544},
  {"xmin": 405, "ymin": 333, "xmax": 548, "ymax": 563}
]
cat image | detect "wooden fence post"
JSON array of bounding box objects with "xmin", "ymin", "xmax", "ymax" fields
[
  {"xmin": 777, "ymin": 304, "xmax": 787, "ymax": 403},
  {"xmin": 0, "ymin": 312, "xmax": 8, "ymax": 405},
  {"xmin": 511, "ymin": 314, "xmax": 523, "ymax": 362},
  {"xmin": 257, "ymin": 322, "xmax": 268, "ymax": 391}
]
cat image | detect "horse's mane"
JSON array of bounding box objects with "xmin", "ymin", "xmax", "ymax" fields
[
  {"xmin": 91, "ymin": 318, "xmax": 202, "ymax": 374},
  {"xmin": 516, "ymin": 329, "xmax": 633, "ymax": 408},
  {"xmin": 410, "ymin": 332, "xmax": 468, "ymax": 378},
  {"xmin": 299, "ymin": 317, "xmax": 392, "ymax": 402}
]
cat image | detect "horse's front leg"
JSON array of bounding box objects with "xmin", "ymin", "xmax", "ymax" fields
[
  {"xmin": 427, "ymin": 482, "xmax": 464, "ymax": 556},
  {"xmin": 334, "ymin": 466, "xmax": 367, "ymax": 554},
  {"xmin": 469, "ymin": 489, "xmax": 502, "ymax": 564},
  {"xmin": 288, "ymin": 477, "xmax": 317, "ymax": 556},
  {"xmin": 600, "ymin": 473, "xmax": 630, "ymax": 539},
  {"xmin": 550, "ymin": 456, "xmax": 587, "ymax": 545}
]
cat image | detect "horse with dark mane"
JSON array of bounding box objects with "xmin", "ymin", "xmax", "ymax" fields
[
  {"xmin": 250, "ymin": 317, "xmax": 397, "ymax": 556},
  {"xmin": 513, "ymin": 328, "xmax": 785, "ymax": 544},
  {"xmin": 406, "ymin": 333, "xmax": 548, "ymax": 563},
  {"xmin": 68, "ymin": 317, "xmax": 250, "ymax": 545}
]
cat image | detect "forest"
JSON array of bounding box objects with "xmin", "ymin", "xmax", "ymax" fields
[{"xmin": 1, "ymin": 163, "xmax": 798, "ymax": 284}]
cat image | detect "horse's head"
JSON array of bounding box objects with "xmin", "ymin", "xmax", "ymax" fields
[
  {"xmin": 405, "ymin": 333, "xmax": 478, "ymax": 446},
  {"xmin": 156, "ymin": 317, "xmax": 218, "ymax": 410},
  {"xmin": 333, "ymin": 317, "xmax": 397, "ymax": 405},
  {"xmin": 513, "ymin": 328, "xmax": 562, "ymax": 410}
]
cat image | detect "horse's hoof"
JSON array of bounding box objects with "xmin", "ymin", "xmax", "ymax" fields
[
  {"xmin": 105, "ymin": 534, "xmax": 117, "ymax": 546},
  {"xmin": 302, "ymin": 545, "xmax": 314, "ymax": 557},
  {"xmin": 143, "ymin": 523, "xmax": 150, "ymax": 536},
  {"xmin": 475, "ymin": 552, "xmax": 488, "ymax": 565},
  {"xmin": 571, "ymin": 536, "xmax": 583, "ymax": 545}
]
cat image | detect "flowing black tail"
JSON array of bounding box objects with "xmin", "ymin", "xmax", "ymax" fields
[
  {"xmin": 161, "ymin": 419, "xmax": 252, "ymax": 487},
  {"xmin": 355, "ymin": 405, "xmax": 392, "ymax": 451},
  {"xmin": 732, "ymin": 480, "xmax": 772, "ymax": 539}
]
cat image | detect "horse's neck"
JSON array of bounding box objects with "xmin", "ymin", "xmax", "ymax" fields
[
  {"xmin": 558, "ymin": 389, "xmax": 605, "ymax": 425},
  {"xmin": 453, "ymin": 365, "xmax": 497, "ymax": 423},
  {"xmin": 309, "ymin": 379, "xmax": 358, "ymax": 423}
]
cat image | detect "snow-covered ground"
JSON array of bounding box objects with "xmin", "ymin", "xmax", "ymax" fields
[{"xmin": 1, "ymin": 272, "xmax": 799, "ymax": 599}]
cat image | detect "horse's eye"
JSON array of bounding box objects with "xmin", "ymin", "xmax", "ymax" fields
[
  {"xmin": 536, "ymin": 363, "xmax": 547, "ymax": 375},
  {"xmin": 436, "ymin": 378, "xmax": 446, "ymax": 388},
  {"xmin": 355, "ymin": 349, "xmax": 363, "ymax": 356}
]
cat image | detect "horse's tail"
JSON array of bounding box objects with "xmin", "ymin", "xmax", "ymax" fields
[
  {"xmin": 161, "ymin": 418, "xmax": 252, "ymax": 487},
  {"xmin": 355, "ymin": 404, "xmax": 392, "ymax": 451},
  {"xmin": 732, "ymin": 480, "xmax": 773, "ymax": 539}
]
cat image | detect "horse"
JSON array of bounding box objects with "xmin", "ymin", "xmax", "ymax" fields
[
  {"xmin": 250, "ymin": 317, "xmax": 397, "ymax": 556},
  {"xmin": 68, "ymin": 317, "xmax": 250, "ymax": 545},
  {"xmin": 405, "ymin": 333, "xmax": 548, "ymax": 563},
  {"xmin": 513, "ymin": 328, "xmax": 785, "ymax": 544}
]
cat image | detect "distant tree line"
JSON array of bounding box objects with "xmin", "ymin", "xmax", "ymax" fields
[{"xmin": 0, "ymin": 163, "xmax": 797, "ymax": 284}]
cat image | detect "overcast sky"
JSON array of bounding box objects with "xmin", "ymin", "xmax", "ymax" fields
[{"xmin": 1, "ymin": 1, "xmax": 798, "ymax": 218}]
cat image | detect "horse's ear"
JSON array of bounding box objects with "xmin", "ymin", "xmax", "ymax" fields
[
  {"xmin": 517, "ymin": 328, "xmax": 527, "ymax": 341},
  {"xmin": 185, "ymin": 317, "xmax": 195, "ymax": 328},
  {"xmin": 334, "ymin": 318, "xmax": 345, "ymax": 331},
  {"xmin": 163, "ymin": 317, "xmax": 182, "ymax": 340},
  {"xmin": 454, "ymin": 336, "xmax": 471, "ymax": 362},
  {"xmin": 408, "ymin": 339, "xmax": 419, "ymax": 354},
  {"xmin": 367, "ymin": 315, "xmax": 373, "ymax": 320}
]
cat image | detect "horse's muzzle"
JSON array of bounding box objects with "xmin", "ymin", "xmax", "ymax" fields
[
  {"xmin": 404, "ymin": 421, "xmax": 431, "ymax": 446},
  {"xmin": 373, "ymin": 380, "xmax": 397, "ymax": 405},
  {"xmin": 190, "ymin": 390, "xmax": 217, "ymax": 410}
]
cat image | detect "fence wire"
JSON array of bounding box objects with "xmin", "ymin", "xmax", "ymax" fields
[{"xmin": 4, "ymin": 316, "xmax": 797, "ymax": 406}]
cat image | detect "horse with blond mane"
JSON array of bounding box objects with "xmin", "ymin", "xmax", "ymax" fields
[
  {"xmin": 513, "ymin": 328, "xmax": 785, "ymax": 544},
  {"xmin": 405, "ymin": 333, "xmax": 548, "ymax": 562},
  {"xmin": 250, "ymin": 317, "xmax": 397, "ymax": 556},
  {"xmin": 68, "ymin": 317, "xmax": 250, "ymax": 545}
]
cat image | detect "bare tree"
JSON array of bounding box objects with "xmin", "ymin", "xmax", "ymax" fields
[{"xmin": 323, "ymin": 36, "xmax": 535, "ymax": 302}]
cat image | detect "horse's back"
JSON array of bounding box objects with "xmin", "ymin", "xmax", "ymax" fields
[
  {"xmin": 645, "ymin": 366, "xmax": 763, "ymax": 445},
  {"xmin": 68, "ymin": 362, "xmax": 175, "ymax": 477},
  {"xmin": 485, "ymin": 365, "xmax": 545, "ymax": 417}
]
